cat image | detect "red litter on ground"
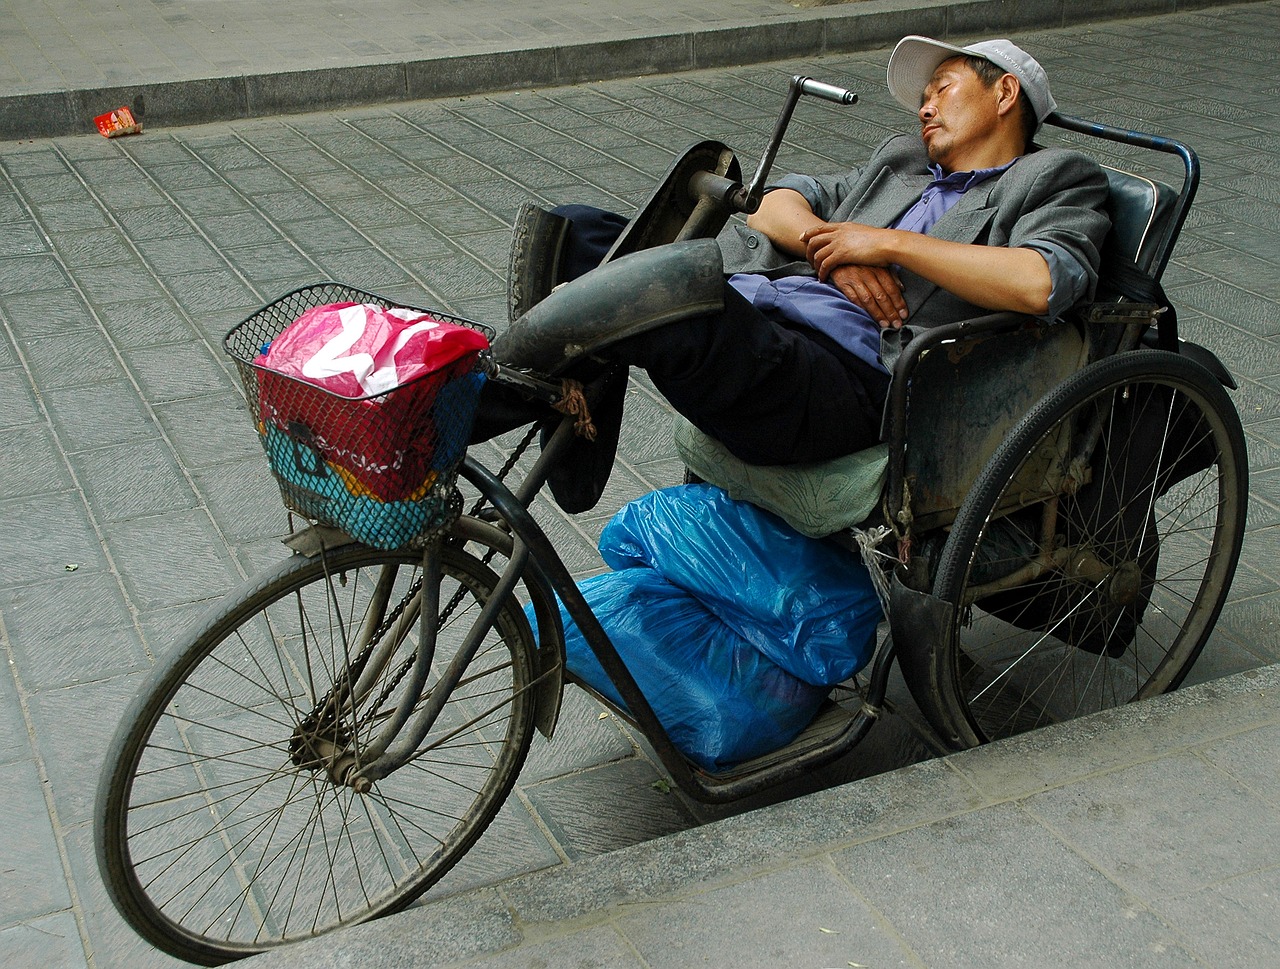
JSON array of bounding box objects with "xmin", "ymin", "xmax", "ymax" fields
[{"xmin": 95, "ymin": 106, "xmax": 142, "ymax": 138}]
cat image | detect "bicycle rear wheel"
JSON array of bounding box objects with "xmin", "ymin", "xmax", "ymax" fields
[
  {"xmin": 97, "ymin": 540, "xmax": 537, "ymax": 965},
  {"xmin": 920, "ymin": 351, "xmax": 1247, "ymax": 748}
]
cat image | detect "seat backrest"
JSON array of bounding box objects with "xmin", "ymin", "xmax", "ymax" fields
[{"xmin": 1103, "ymin": 166, "xmax": 1178, "ymax": 276}]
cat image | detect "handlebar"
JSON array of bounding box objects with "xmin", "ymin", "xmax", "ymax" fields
[
  {"xmin": 798, "ymin": 77, "xmax": 857, "ymax": 105},
  {"xmin": 726, "ymin": 75, "xmax": 857, "ymax": 215}
]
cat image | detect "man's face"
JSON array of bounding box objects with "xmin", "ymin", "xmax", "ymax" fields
[{"xmin": 917, "ymin": 57, "xmax": 1003, "ymax": 170}]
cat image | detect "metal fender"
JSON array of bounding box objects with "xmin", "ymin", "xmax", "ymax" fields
[{"xmin": 491, "ymin": 239, "xmax": 724, "ymax": 374}]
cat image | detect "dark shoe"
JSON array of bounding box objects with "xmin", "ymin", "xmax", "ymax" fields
[{"xmin": 508, "ymin": 201, "xmax": 571, "ymax": 324}]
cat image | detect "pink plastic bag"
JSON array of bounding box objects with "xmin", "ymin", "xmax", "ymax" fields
[
  {"xmin": 258, "ymin": 302, "xmax": 489, "ymax": 398},
  {"xmin": 253, "ymin": 302, "xmax": 489, "ymax": 501}
]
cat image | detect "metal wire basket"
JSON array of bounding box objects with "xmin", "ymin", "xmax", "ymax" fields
[{"xmin": 224, "ymin": 282, "xmax": 493, "ymax": 549}]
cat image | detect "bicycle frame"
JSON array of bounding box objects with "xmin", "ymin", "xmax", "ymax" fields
[
  {"xmin": 457, "ymin": 424, "xmax": 902, "ymax": 803},
  {"xmin": 315, "ymin": 97, "xmax": 1207, "ymax": 804}
]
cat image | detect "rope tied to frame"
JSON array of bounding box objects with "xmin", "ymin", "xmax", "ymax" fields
[
  {"xmin": 553, "ymin": 379, "xmax": 597, "ymax": 440},
  {"xmin": 851, "ymin": 524, "xmax": 897, "ymax": 620}
]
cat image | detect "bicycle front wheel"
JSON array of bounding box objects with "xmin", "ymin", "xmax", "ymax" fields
[
  {"xmin": 921, "ymin": 350, "xmax": 1248, "ymax": 748},
  {"xmin": 97, "ymin": 540, "xmax": 537, "ymax": 965}
]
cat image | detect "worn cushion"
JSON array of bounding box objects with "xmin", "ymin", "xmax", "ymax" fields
[{"xmin": 672, "ymin": 415, "xmax": 888, "ymax": 538}]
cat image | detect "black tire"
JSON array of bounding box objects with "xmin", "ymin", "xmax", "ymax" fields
[
  {"xmin": 920, "ymin": 350, "xmax": 1247, "ymax": 748},
  {"xmin": 97, "ymin": 541, "xmax": 537, "ymax": 965}
]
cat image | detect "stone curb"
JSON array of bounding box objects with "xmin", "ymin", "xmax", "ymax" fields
[
  {"xmin": 243, "ymin": 662, "xmax": 1280, "ymax": 967},
  {"xmin": 0, "ymin": 0, "xmax": 1222, "ymax": 140}
]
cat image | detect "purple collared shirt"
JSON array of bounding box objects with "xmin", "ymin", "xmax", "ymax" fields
[{"xmin": 729, "ymin": 160, "xmax": 1014, "ymax": 374}]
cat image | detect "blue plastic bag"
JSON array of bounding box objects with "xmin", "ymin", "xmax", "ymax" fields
[
  {"xmin": 544, "ymin": 568, "xmax": 829, "ymax": 771},
  {"xmin": 600, "ymin": 484, "xmax": 880, "ymax": 686}
]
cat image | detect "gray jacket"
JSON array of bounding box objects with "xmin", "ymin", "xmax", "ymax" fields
[{"xmin": 715, "ymin": 133, "xmax": 1112, "ymax": 335}]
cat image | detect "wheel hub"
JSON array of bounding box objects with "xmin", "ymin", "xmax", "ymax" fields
[
  {"xmin": 1062, "ymin": 546, "xmax": 1143, "ymax": 606},
  {"xmin": 289, "ymin": 719, "xmax": 361, "ymax": 787},
  {"xmin": 1105, "ymin": 559, "xmax": 1144, "ymax": 606}
]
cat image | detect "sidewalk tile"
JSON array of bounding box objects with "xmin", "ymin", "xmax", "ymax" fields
[
  {"xmin": 830, "ymin": 803, "xmax": 1199, "ymax": 969},
  {"xmin": 617, "ymin": 861, "xmax": 918, "ymax": 969},
  {"xmin": 1022, "ymin": 751, "xmax": 1280, "ymax": 903},
  {"xmin": 0, "ymin": 760, "xmax": 72, "ymax": 925},
  {"xmin": 0, "ymin": 911, "xmax": 87, "ymax": 969}
]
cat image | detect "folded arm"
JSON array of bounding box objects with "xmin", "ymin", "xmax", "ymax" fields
[
  {"xmin": 802, "ymin": 221, "xmax": 1053, "ymax": 317},
  {"xmin": 748, "ymin": 186, "xmax": 1053, "ymax": 323},
  {"xmin": 747, "ymin": 189, "xmax": 912, "ymax": 328}
]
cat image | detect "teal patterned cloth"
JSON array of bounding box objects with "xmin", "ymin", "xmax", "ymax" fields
[{"xmin": 672, "ymin": 415, "xmax": 888, "ymax": 538}]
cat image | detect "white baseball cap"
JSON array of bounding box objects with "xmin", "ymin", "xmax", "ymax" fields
[{"xmin": 886, "ymin": 35, "xmax": 1057, "ymax": 126}]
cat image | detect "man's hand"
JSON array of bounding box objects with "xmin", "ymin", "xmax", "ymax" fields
[
  {"xmin": 828, "ymin": 265, "xmax": 908, "ymax": 328},
  {"xmin": 802, "ymin": 222, "xmax": 907, "ymax": 328},
  {"xmin": 802, "ymin": 222, "xmax": 888, "ymax": 279}
]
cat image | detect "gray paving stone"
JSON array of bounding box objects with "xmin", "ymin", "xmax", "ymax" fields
[
  {"xmin": 101, "ymin": 508, "xmax": 244, "ymax": 613},
  {"xmin": 71, "ymin": 439, "xmax": 193, "ymax": 524},
  {"xmin": 24, "ymin": 672, "xmax": 149, "ymax": 827},
  {"xmin": 0, "ymin": 255, "xmax": 73, "ymax": 300},
  {"xmin": 151, "ymin": 392, "xmax": 265, "ymax": 470},
  {"xmin": 617, "ymin": 860, "xmax": 918, "ymax": 969},
  {"xmin": 8, "ymin": 620, "xmax": 150, "ymax": 693},
  {"xmin": 47, "ymin": 228, "xmax": 138, "ymax": 268},
  {"xmin": 56, "ymin": 822, "xmax": 200, "ymax": 969},
  {"xmin": 424, "ymin": 801, "xmax": 564, "ymax": 901},
  {"xmin": 1179, "ymin": 280, "xmax": 1280, "ymax": 340},
  {"xmin": 0, "ymin": 760, "xmax": 73, "ymax": 925},
  {"xmin": 188, "ymin": 456, "xmax": 290, "ymax": 543},
  {"xmin": 174, "ymin": 220, "xmax": 272, "ymax": 264},
  {"xmin": 311, "ymin": 247, "xmax": 414, "ymax": 290},
  {"xmin": 274, "ymin": 216, "xmax": 373, "ymax": 254},
  {"xmin": 1182, "ymin": 622, "xmax": 1280, "ymax": 684},
  {"xmin": 110, "ymin": 205, "xmax": 198, "ymax": 244},
  {"xmin": 0, "ymin": 665, "xmax": 31, "ymax": 767},
  {"xmin": 447, "ymin": 923, "xmax": 646, "ymax": 969},
  {"xmin": 1213, "ymin": 586, "xmax": 1280, "ymax": 660},
  {"xmin": 82, "ymin": 296, "xmax": 197, "ymax": 350},
  {"xmin": 28, "ymin": 197, "xmax": 111, "ymax": 233},
  {"xmin": 40, "ymin": 377, "xmax": 160, "ymax": 452},
  {"xmin": 1194, "ymin": 722, "xmax": 1280, "ymax": 806},
  {"xmin": 503, "ymin": 756, "xmax": 987, "ymax": 926},
  {"xmin": 1148, "ymin": 864, "xmax": 1280, "ymax": 969},
  {"xmin": 132, "ymin": 597, "xmax": 229, "ymax": 662},
  {"xmin": 217, "ymin": 165, "xmax": 300, "ymax": 198},
  {"xmin": 0, "ymin": 224, "xmax": 51, "ymax": 258},
  {"xmin": 19, "ymin": 329, "xmax": 126, "ymax": 391},
  {"xmin": 164, "ymin": 270, "xmax": 261, "ymax": 319},
  {"xmin": 518, "ymin": 688, "xmax": 636, "ymax": 786},
  {"xmin": 523, "ymin": 756, "xmax": 699, "ymax": 861},
  {"xmin": 131, "ymin": 236, "xmax": 230, "ymax": 277},
  {"xmin": 1023, "ymin": 751, "xmax": 1280, "ymax": 904},
  {"xmin": 831, "ymin": 803, "xmax": 1200, "ymax": 969},
  {"xmin": 0, "ymin": 570, "xmax": 132, "ymax": 642},
  {"xmin": 122, "ymin": 340, "xmax": 235, "ymax": 402},
  {"xmin": 0, "ymin": 423, "xmax": 73, "ymax": 499},
  {"xmin": 0, "ymin": 491, "xmax": 110, "ymax": 589},
  {"xmin": 0, "ymin": 911, "xmax": 87, "ymax": 969},
  {"xmin": 945, "ymin": 664, "xmax": 1280, "ymax": 801}
]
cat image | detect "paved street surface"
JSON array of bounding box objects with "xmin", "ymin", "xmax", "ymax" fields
[{"xmin": 1, "ymin": 0, "xmax": 1278, "ymax": 967}]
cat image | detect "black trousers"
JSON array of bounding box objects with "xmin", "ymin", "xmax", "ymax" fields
[{"xmin": 551, "ymin": 205, "xmax": 890, "ymax": 466}]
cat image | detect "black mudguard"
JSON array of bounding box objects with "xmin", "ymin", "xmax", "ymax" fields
[
  {"xmin": 888, "ymin": 573, "xmax": 969, "ymax": 749},
  {"xmin": 491, "ymin": 239, "xmax": 725, "ymax": 374}
]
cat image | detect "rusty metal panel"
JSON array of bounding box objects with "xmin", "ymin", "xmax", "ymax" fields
[{"xmin": 902, "ymin": 323, "xmax": 1087, "ymax": 532}]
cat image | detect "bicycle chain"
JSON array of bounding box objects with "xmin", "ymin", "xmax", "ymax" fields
[{"xmin": 298, "ymin": 424, "xmax": 536, "ymax": 765}]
